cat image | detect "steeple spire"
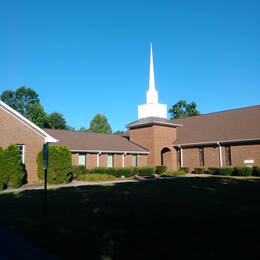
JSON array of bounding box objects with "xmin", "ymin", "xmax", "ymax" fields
[
  {"xmin": 149, "ymin": 43, "xmax": 156, "ymax": 91},
  {"xmin": 137, "ymin": 44, "xmax": 167, "ymax": 119},
  {"xmin": 146, "ymin": 43, "xmax": 158, "ymax": 104}
]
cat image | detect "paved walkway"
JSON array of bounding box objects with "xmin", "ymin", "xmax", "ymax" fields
[{"xmin": 0, "ymin": 174, "xmax": 214, "ymax": 194}]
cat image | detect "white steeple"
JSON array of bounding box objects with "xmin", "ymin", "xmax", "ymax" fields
[
  {"xmin": 138, "ymin": 44, "xmax": 167, "ymax": 119},
  {"xmin": 146, "ymin": 43, "xmax": 159, "ymax": 104}
]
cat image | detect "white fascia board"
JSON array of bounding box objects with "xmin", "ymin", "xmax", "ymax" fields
[
  {"xmin": 70, "ymin": 149, "xmax": 149, "ymax": 154},
  {"xmin": 175, "ymin": 138, "xmax": 260, "ymax": 147},
  {"xmin": 0, "ymin": 101, "xmax": 58, "ymax": 143}
]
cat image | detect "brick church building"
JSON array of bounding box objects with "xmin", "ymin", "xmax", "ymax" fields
[{"xmin": 0, "ymin": 45, "xmax": 259, "ymax": 183}]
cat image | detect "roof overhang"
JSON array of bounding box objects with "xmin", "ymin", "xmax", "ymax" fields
[
  {"xmin": 174, "ymin": 138, "xmax": 260, "ymax": 147},
  {"xmin": 126, "ymin": 119, "xmax": 182, "ymax": 129},
  {"xmin": 70, "ymin": 149, "xmax": 149, "ymax": 154},
  {"xmin": 0, "ymin": 101, "xmax": 58, "ymax": 143}
]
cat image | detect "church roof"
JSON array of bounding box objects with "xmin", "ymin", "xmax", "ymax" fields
[
  {"xmin": 172, "ymin": 105, "xmax": 260, "ymax": 146},
  {"xmin": 43, "ymin": 129, "xmax": 149, "ymax": 154},
  {"xmin": 126, "ymin": 117, "xmax": 182, "ymax": 129}
]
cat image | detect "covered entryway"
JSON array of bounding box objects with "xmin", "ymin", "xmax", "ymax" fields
[{"xmin": 161, "ymin": 147, "xmax": 173, "ymax": 168}]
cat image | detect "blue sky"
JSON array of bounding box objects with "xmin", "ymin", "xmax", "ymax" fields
[{"xmin": 0, "ymin": 0, "xmax": 259, "ymax": 131}]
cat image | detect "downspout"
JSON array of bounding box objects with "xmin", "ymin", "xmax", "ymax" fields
[
  {"xmin": 217, "ymin": 142, "xmax": 223, "ymax": 167},
  {"xmin": 97, "ymin": 152, "xmax": 102, "ymax": 167},
  {"xmin": 122, "ymin": 152, "xmax": 127, "ymax": 168},
  {"xmin": 178, "ymin": 145, "xmax": 184, "ymax": 167}
]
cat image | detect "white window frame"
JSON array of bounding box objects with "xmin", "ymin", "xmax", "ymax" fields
[
  {"xmin": 16, "ymin": 144, "xmax": 25, "ymax": 164},
  {"xmin": 78, "ymin": 153, "xmax": 86, "ymax": 166},
  {"xmin": 107, "ymin": 154, "xmax": 114, "ymax": 167},
  {"xmin": 131, "ymin": 154, "xmax": 137, "ymax": 167}
]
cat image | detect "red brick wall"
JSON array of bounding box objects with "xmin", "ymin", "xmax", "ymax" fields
[
  {"xmin": 138, "ymin": 154, "xmax": 148, "ymax": 167},
  {"xmin": 182, "ymin": 143, "xmax": 260, "ymax": 170},
  {"xmin": 114, "ymin": 154, "xmax": 122, "ymax": 167},
  {"xmin": 229, "ymin": 143, "xmax": 260, "ymax": 167},
  {"xmin": 87, "ymin": 153, "xmax": 98, "ymax": 168},
  {"xmin": 129, "ymin": 124, "xmax": 177, "ymax": 169},
  {"xmin": 0, "ymin": 107, "xmax": 45, "ymax": 183}
]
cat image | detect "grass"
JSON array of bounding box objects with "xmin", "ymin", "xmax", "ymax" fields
[{"xmin": 1, "ymin": 176, "xmax": 260, "ymax": 259}]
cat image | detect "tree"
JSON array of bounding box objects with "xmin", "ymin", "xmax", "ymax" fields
[
  {"xmin": 48, "ymin": 112, "xmax": 67, "ymax": 129},
  {"xmin": 26, "ymin": 103, "xmax": 49, "ymax": 128},
  {"xmin": 168, "ymin": 100, "xmax": 200, "ymax": 119},
  {"xmin": 89, "ymin": 113, "xmax": 112, "ymax": 134},
  {"xmin": 1, "ymin": 86, "xmax": 40, "ymax": 116},
  {"xmin": 113, "ymin": 130, "xmax": 124, "ymax": 135}
]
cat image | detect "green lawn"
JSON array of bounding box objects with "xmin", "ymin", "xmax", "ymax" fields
[{"xmin": 1, "ymin": 177, "xmax": 260, "ymax": 259}]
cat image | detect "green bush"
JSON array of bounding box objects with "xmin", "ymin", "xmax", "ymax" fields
[
  {"xmin": 0, "ymin": 145, "xmax": 26, "ymax": 188},
  {"xmin": 193, "ymin": 168, "xmax": 205, "ymax": 174},
  {"xmin": 218, "ymin": 167, "xmax": 233, "ymax": 176},
  {"xmin": 179, "ymin": 167, "xmax": 189, "ymax": 173},
  {"xmin": 76, "ymin": 174, "xmax": 115, "ymax": 182},
  {"xmin": 252, "ymin": 167, "xmax": 260, "ymax": 177},
  {"xmin": 72, "ymin": 166, "xmax": 87, "ymax": 178},
  {"xmin": 89, "ymin": 167, "xmax": 134, "ymax": 177},
  {"xmin": 132, "ymin": 167, "xmax": 139, "ymax": 176},
  {"xmin": 156, "ymin": 165, "xmax": 167, "ymax": 174},
  {"xmin": 37, "ymin": 145, "xmax": 72, "ymax": 184},
  {"xmin": 207, "ymin": 167, "xmax": 220, "ymax": 175},
  {"xmin": 233, "ymin": 167, "xmax": 252, "ymax": 176},
  {"xmin": 115, "ymin": 167, "xmax": 133, "ymax": 177},
  {"xmin": 164, "ymin": 170, "xmax": 186, "ymax": 176},
  {"xmin": 137, "ymin": 167, "xmax": 156, "ymax": 176}
]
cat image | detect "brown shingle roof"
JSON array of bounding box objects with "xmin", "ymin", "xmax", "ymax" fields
[
  {"xmin": 171, "ymin": 105, "xmax": 260, "ymax": 146},
  {"xmin": 43, "ymin": 129, "xmax": 148, "ymax": 153}
]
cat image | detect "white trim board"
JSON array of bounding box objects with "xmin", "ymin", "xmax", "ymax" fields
[{"xmin": 0, "ymin": 101, "xmax": 58, "ymax": 143}]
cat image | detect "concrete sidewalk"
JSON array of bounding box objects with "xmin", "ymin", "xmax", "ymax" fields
[{"xmin": 0, "ymin": 174, "xmax": 214, "ymax": 194}]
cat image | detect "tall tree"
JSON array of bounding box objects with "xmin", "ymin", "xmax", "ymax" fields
[
  {"xmin": 26, "ymin": 103, "xmax": 49, "ymax": 128},
  {"xmin": 48, "ymin": 112, "xmax": 67, "ymax": 129},
  {"xmin": 89, "ymin": 114, "xmax": 112, "ymax": 134},
  {"xmin": 1, "ymin": 86, "xmax": 40, "ymax": 116},
  {"xmin": 168, "ymin": 100, "xmax": 200, "ymax": 119}
]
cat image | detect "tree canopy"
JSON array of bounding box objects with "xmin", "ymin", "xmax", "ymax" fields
[
  {"xmin": 0, "ymin": 86, "xmax": 70, "ymax": 129},
  {"xmin": 89, "ymin": 114, "xmax": 112, "ymax": 134},
  {"xmin": 1, "ymin": 87, "xmax": 39, "ymax": 116},
  {"xmin": 48, "ymin": 112, "xmax": 67, "ymax": 129},
  {"xmin": 168, "ymin": 100, "xmax": 200, "ymax": 119}
]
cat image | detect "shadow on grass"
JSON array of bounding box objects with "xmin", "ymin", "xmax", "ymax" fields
[{"xmin": 1, "ymin": 177, "xmax": 260, "ymax": 260}]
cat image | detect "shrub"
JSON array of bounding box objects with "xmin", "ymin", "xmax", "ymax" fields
[
  {"xmin": 156, "ymin": 165, "xmax": 167, "ymax": 174},
  {"xmin": 179, "ymin": 167, "xmax": 189, "ymax": 173},
  {"xmin": 37, "ymin": 145, "xmax": 72, "ymax": 184},
  {"xmin": 193, "ymin": 168, "xmax": 205, "ymax": 174},
  {"xmin": 115, "ymin": 167, "xmax": 133, "ymax": 177},
  {"xmin": 207, "ymin": 167, "xmax": 220, "ymax": 175},
  {"xmin": 0, "ymin": 145, "xmax": 26, "ymax": 188},
  {"xmin": 76, "ymin": 174, "xmax": 115, "ymax": 182},
  {"xmin": 165, "ymin": 170, "xmax": 186, "ymax": 176},
  {"xmin": 90, "ymin": 167, "xmax": 115, "ymax": 175},
  {"xmin": 233, "ymin": 167, "xmax": 252, "ymax": 177},
  {"xmin": 72, "ymin": 166, "xmax": 87, "ymax": 178},
  {"xmin": 137, "ymin": 167, "xmax": 156, "ymax": 177},
  {"xmin": 89, "ymin": 167, "xmax": 133, "ymax": 177},
  {"xmin": 218, "ymin": 167, "xmax": 233, "ymax": 176},
  {"xmin": 132, "ymin": 167, "xmax": 139, "ymax": 176},
  {"xmin": 252, "ymin": 167, "xmax": 260, "ymax": 177}
]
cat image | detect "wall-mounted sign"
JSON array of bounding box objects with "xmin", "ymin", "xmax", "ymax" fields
[{"xmin": 244, "ymin": 159, "xmax": 254, "ymax": 164}]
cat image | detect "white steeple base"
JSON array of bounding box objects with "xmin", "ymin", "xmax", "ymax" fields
[{"xmin": 138, "ymin": 103, "xmax": 167, "ymax": 119}]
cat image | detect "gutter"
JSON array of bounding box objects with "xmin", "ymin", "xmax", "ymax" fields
[
  {"xmin": 70, "ymin": 149, "xmax": 149, "ymax": 154},
  {"xmin": 174, "ymin": 137, "xmax": 260, "ymax": 147}
]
